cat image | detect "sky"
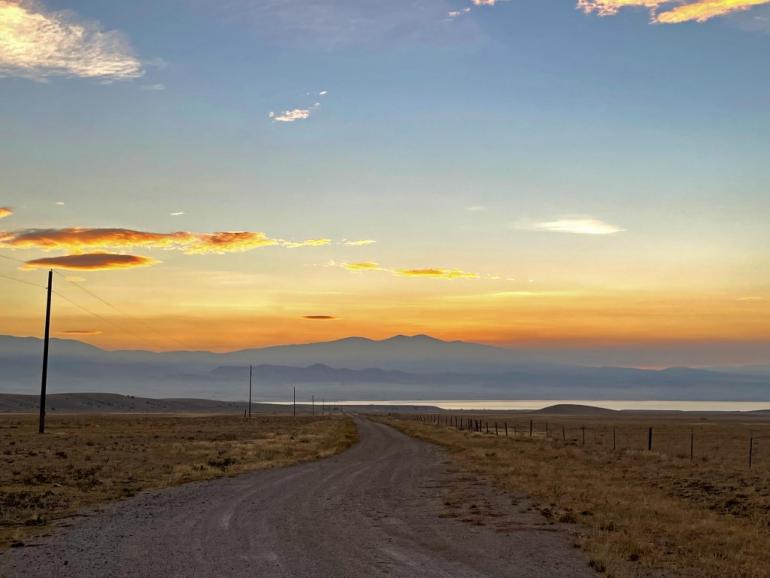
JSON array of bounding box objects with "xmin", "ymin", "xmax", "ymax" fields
[{"xmin": 1, "ymin": 0, "xmax": 769, "ymax": 364}]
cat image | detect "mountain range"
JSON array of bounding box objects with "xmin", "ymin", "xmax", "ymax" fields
[{"xmin": 0, "ymin": 334, "xmax": 768, "ymax": 402}]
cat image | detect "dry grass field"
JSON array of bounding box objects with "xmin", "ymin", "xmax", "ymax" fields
[
  {"xmin": 380, "ymin": 412, "xmax": 770, "ymax": 578},
  {"xmin": 0, "ymin": 413, "xmax": 357, "ymax": 550}
]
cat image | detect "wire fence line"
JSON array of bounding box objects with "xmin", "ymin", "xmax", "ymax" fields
[{"xmin": 408, "ymin": 413, "xmax": 770, "ymax": 470}]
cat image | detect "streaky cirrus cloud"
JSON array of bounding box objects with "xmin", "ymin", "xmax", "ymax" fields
[
  {"xmin": 303, "ymin": 315, "xmax": 336, "ymax": 320},
  {"xmin": 472, "ymin": 0, "xmax": 498, "ymax": 4},
  {"xmin": 0, "ymin": 207, "xmax": 12, "ymax": 219},
  {"xmin": 21, "ymin": 252, "xmax": 159, "ymax": 271},
  {"xmin": 577, "ymin": 0, "xmax": 770, "ymax": 23},
  {"xmin": 0, "ymin": 227, "xmax": 337, "ymax": 254},
  {"xmin": 342, "ymin": 239, "xmax": 376, "ymax": 246},
  {"xmin": 283, "ymin": 238, "xmax": 332, "ymax": 249},
  {"xmin": 396, "ymin": 268, "xmax": 480, "ymax": 279},
  {"xmin": 58, "ymin": 329, "xmax": 103, "ymax": 335},
  {"xmin": 521, "ymin": 217, "xmax": 625, "ymax": 235},
  {"xmin": 342, "ymin": 261, "xmax": 481, "ymax": 280},
  {"xmin": 343, "ymin": 261, "xmax": 384, "ymax": 271},
  {"xmin": 0, "ymin": 0, "xmax": 143, "ymax": 80},
  {"xmin": 655, "ymin": 0, "xmax": 770, "ymax": 22}
]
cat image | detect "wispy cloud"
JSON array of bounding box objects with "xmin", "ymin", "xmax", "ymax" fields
[
  {"xmin": 341, "ymin": 261, "xmax": 480, "ymax": 280},
  {"xmin": 170, "ymin": 211, "xmax": 185, "ymax": 216},
  {"xmin": 577, "ymin": 0, "xmax": 770, "ymax": 23},
  {"xmin": 0, "ymin": 227, "xmax": 338, "ymax": 254},
  {"xmin": 269, "ymin": 108, "xmax": 313, "ymax": 123},
  {"xmin": 397, "ymin": 267, "xmax": 480, "ymax": 279},
  {"xmin": 343, "ymin": 261, "xmax": 384, "ymax": 271},
  {"xmin": 0, "ymin": 207, "xmax": 12, "ymax": 219},
  {"xmin": 303, "ymin": 315, "xmax": 336, "ymax": 320},
  {"xmin": 342, "ymin": 239, "xmax": 376, "ymax": 246},
  {"xmin": 58, "ymin": 329, "xmax": 103, "ymax": 336},
  {"xmin": 21, "ymin": 252, "xmax": 158, "ymax": 271},
  {"xmin": 520, "ymin": 217, "xmax": 625, "ymax": 235},
  {"xmin": 0, "ymin": 0, "xmax": 143, "ymax": 80},
  {"xmin": 448, "ymin": 7, "xmax": 471, "ymax": 17},
  {"xmin": 283, "ymin": 238, "xmax": 332, "ymax": 248},
  {"xmin": 141, "ymin": 83, "xmax": 166, "ymax": 91}
]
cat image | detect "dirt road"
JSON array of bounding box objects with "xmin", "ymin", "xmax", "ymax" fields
[{"xmin": 1, "ymin": 416, "xmax": 593, "ymax": 577}]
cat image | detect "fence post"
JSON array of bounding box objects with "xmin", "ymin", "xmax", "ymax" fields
[
  {"xmin": 648, "ymin": 427, "xmax": 653, "ymax": 452},
  {"xmin": 690, "ymin": 429, "xmax": 694, "ymax": 462},
  {"xmin": 612, "ymin": 427, "xmax": 616, "ymax": 451},
  {"xmin": 495, "ymin": 422, "xmax": 498, "ymax": 436},
  {"xmin": 504, "ymin": 422, "xmax": 508, "ymax": 437},
  {"xmin": 562, "ymin": 424, "xmax": 566, "ymax": 442},
  {"xmin": 749, "ymin": 432, "xmax": 754, "ymax": 469},
  {"xmin": 581, "ymin": 426, "xmax": 585, "ymax": 446},
  {"xmin": 485, "ymin": 422, "xmax": 489, "ymax": 434},
  {"xmin": 545, "ymin": 422, "xmax": 549, "ymax": 438},
  {"xmin": 529, "ymin": 420, "xmax": 533, "ymax": 437}
]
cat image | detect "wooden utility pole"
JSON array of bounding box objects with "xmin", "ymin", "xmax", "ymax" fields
[
  {"xmin": 39, "ymin": 270, "xmax": 53, "ymax": 434},
  {"xmin": 293, "ymin": 387, "xmax": 296, "ymax": 417},
  {"xmin": 248, "ymin": 365, "xmax": 253, "ymax": 418},
  {"xmin": 312, "ymin": 395, "xmax": 315, "ymax": 416}
]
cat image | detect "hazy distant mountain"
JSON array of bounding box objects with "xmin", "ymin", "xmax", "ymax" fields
[{"xmin": 1, "ymin": 334, "xmax": 768, "ymax": 401}]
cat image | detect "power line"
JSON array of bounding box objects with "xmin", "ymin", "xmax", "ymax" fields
[
  {"xmin": 0, "ymin": 273, "xmax": 47, "ymax": 290},
  {"xmin": 53, "ymin": 270, "xmax": 188, "ymax": 350}
]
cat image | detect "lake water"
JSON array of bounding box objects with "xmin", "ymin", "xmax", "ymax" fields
[{"xmin": 321, "ymin": 400, "xmax": 770, "ymax": 412}]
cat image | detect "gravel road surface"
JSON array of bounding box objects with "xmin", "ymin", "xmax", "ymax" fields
[{"xmin": 1, "ymin": 416, "xmax": 594, "ymax": 577}]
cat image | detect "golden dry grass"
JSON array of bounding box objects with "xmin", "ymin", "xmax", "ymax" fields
[
  {"xmin": 0, "ymin": 413, "xmax": 357, "ymax": 549},
  {"xmin": 379, "ymin": 413, "xmax": 770, "ymax": 578}
]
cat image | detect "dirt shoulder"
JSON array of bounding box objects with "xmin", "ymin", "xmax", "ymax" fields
[
  {"xmin": 0, "ymin": 413, "xmax": 357, "ymax": 549},
  {"xmin": 377, "ymin": 415, "xmax": 770, "ymax": 578}
]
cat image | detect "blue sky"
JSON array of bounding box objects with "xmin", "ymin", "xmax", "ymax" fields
[{"xmin": 1, "ymin": 0, "xmax": 769, "ymax": 358}]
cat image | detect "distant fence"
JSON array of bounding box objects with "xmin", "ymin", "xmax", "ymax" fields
[{"xmin": 407, "ymin": 413, "xmax": 770, "ymax": 470}]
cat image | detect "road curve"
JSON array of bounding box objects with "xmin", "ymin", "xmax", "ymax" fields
[{"xmin": 1, "ymin": 416, "xmax": 594, "ymax": 577}]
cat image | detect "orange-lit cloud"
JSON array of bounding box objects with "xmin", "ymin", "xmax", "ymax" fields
[
  {"xmin": 186, "ymin": 232, "xmax": 278, "ymax": 254},
  {"xmin": 0, "ymin": 0, "xmax": 143, "ymax": 80},
  {"xmin": 303, "ymin": 315, "xmax": 337, "ymax": 320},
  {"xmin": 0, "ymin": 228, "xmax": 194, "ymax": 251},
  {"xmin": 0, "ymin": 227, "xmax": 338, "ymax": 254},
  {"xmin": 21, "ymin": 252, "xmax": 159, "ymax": 271},
  {"xmin": 577, "ymin": 0, "xmax": 770, "ymax": 22},
  {"xmin": 0, "ymin": 207, "xmax": 12, "ymax": 219},
  {"xmin": 58, "ymin": 329, "xmax": 103, "ymax": 336},
  {"xmin": 396, "ymin": 268, "xmax": 480, "ymax": 280}
]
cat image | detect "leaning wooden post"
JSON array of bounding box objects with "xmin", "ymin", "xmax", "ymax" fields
[
  {"xmin": 612, "ymin": 427, "xmax": 616, "ymax": 451},
  {"xmin": 648, "ymin": 427, "xmax": 653, "ymax": 451},
  {"xmin": 562, "ymin": 424, "xmax": 566, "ymax": 442},
  {"xmin": 38, "ymin": 269, "xmax": 53, "ymax": 434},
  {"xmin": 504, "ymin": 422, "xmax": 508, "ymax": 437},
  {"xmin": 749, "ymin": 432, "xmax": 754, "ymax": 469}
]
